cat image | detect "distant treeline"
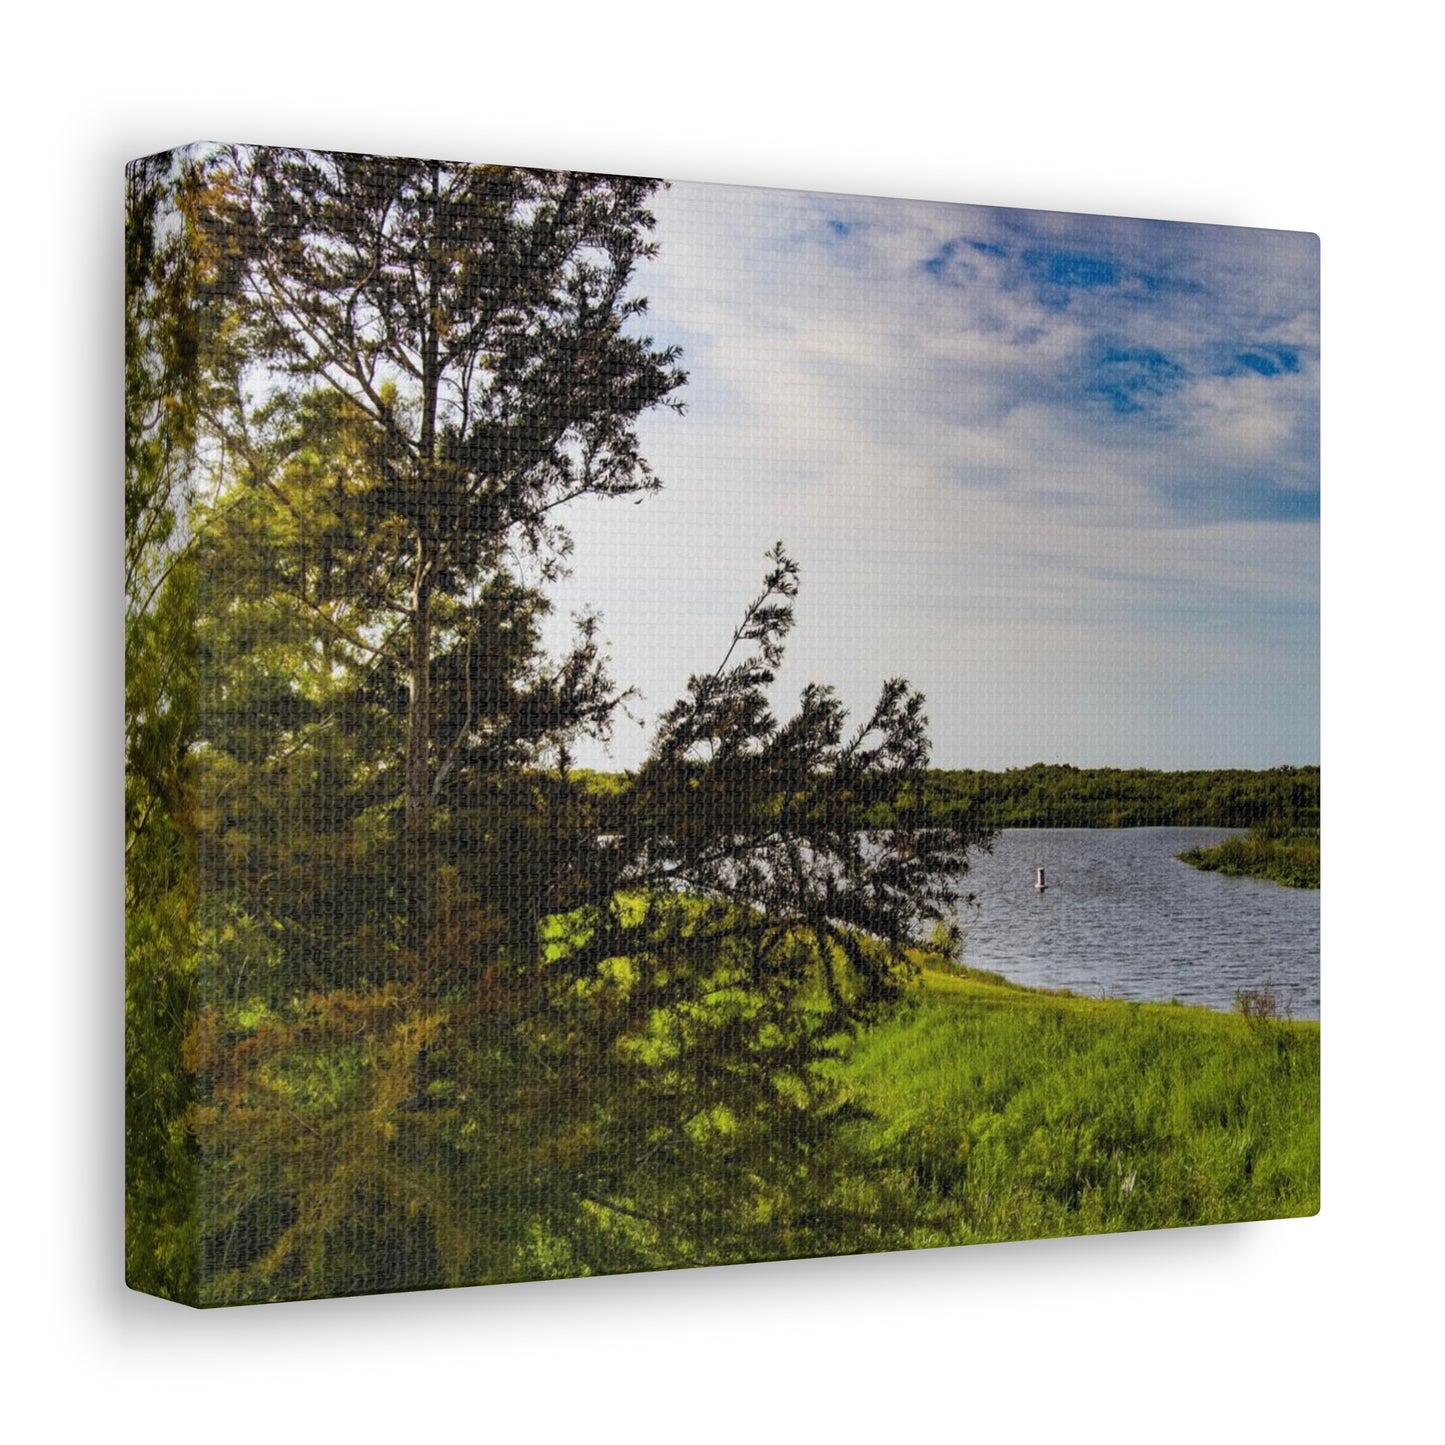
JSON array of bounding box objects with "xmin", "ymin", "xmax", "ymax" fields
[
  {"xmin": 904, "ymin": 764, "xmax": 1321, "ymax": 830},
  {"xmin": 575, "ymin": 763, "xmax": 1321, "ymax": 831}
]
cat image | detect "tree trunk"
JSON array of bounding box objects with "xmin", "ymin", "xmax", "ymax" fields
[
  {"xmin": 404, "ymin": 547, "xmax": 434, "ymax": 841},
  {"xmin": 402, "ymin": 546, "xmax": 436, "ymax": 946},
  {"xmin": 406, "ymin": 161, "xmax": 445, "ymax": 840}
]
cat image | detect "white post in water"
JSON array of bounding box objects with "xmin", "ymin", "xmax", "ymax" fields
[{"xmin": 1035, "ymin": 866, "xmax": 1047, "ymax": 892}]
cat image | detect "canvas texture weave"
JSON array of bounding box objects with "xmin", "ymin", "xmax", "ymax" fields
[{"xmin": 125, "ymin": 144, "xmax": 1320, "ymax": 1306}]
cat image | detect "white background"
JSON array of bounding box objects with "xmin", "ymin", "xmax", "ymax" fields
[{"xmin": 2, "ymin": 3, "xmax": 1436, "ymax": 1439}]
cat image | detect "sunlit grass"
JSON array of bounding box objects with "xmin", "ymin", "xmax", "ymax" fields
[{"xmin": 829, "ymin": 963, "xmax": 1319, "ymax": 1243}]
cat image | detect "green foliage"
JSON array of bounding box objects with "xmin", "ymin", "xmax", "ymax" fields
[
  {"xmin": 1179, "ymin": 825, "xmax": 1321, "ymax": 889},
  {"xmin": 188, "ymin": 541, "xmax": 987, "ymax": 1301},
  {"xmin": 156, "ymin": 147, "xmax": 989, "ymax": 1304},
  {"xmin": 840, "ymin": 762, "xmax": 1318, "ymax": 831},
  {"xmin": 201, "ymin": 148, "xmax": 687, "ymax": 846},
  {"xmin": 583, "ymin": 762, "xmax": 1323, "ymax": 831},
  {"xmin": 125, "ymin": 152, "xmax": 209, "ymax": 1301},
  {"xmin": 126, "ymin": 557, "xmax": 202, "ymax": 1300}
]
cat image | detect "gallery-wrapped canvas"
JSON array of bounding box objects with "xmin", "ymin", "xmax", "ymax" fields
[{"xmin": 125, "ymin": 144, "xmax": 1319, "ymax": 1306}]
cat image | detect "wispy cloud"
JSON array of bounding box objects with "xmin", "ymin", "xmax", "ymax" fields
[{"xmin": 547, "ymin": 180, "xmax": 1318, "ymax": 770}]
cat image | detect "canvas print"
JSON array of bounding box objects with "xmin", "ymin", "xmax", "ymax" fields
[{"xmin": 125, "ymin": 145, "xmax": 1320, "ymax": 1306}]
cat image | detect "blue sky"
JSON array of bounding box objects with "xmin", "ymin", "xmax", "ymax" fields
[{"xmin": 547, "ymin": 181, "xmax": 1319, "ymax": 771}]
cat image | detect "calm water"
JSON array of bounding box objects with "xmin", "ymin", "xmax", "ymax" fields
[{"xmin": 951, "ymin": 829, "xmax": 1320, "ymax": 1018}]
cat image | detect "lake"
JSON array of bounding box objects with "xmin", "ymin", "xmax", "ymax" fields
[{"xmin": 951, "ymin": 828, "xmax": 1320, "ymax": 1019}]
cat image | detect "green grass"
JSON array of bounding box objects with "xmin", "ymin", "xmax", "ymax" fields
[
  {"xmin": 1179, "ymin": 827, "xmax": 1320, "ymax": 888},
  {"xmin": 828, "ymin": 962, "xmax": 1319, "ymax": 1245},
  {"xmin": 199, "ymin": 899, "xmax": 1319, "ymax": 1291},
  {"xmin": 541, "ymin": 900, "xmax": 1320, "ymax": 1248}
]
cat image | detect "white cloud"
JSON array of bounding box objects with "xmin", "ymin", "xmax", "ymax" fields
[{"xmin": 545, "ymin": 179, "xmax": 1318, "ymax": 770}]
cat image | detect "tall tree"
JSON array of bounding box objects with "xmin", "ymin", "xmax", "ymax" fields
[
  {"xmin": 125, "ymin": 151, "xmax": 205, "ymax": 1298},
  {"xmin": 174, "ymin": 147, "xmax": 993, "ymax": 1301},
  {"xmin": 212, "ymin": 150, "xmax": 685, "ymax": 853}
]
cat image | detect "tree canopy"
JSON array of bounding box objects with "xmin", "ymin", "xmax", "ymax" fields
[
  {"xmin": 205, "ymin": 150, "xmax": 686, "ymax": 846},
  {"xmin": 127, "ymin": 146, "xmax": 989, "ymax": 1302}
]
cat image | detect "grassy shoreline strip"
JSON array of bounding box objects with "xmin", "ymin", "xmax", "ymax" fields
[
  {"xmin": 1178, "ymin": 828, "xmax": 1320, "ymax": 888},
  {"xmin": 827, "ymin": 962, "xmax": 1319, "ymax": 1245}
]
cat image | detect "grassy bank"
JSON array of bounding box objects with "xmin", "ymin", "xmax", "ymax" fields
[
  {"xmin": 829, "ymin": 963, "xmax": 1319, "ymax": 1245},
  {"xmin": 193, "ymin": 906, "xmax": 1319, "ymax": 1298},
  {"xmin": 1179, "ymin": 827, "xmax": 1320, "ymax": 888}
]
